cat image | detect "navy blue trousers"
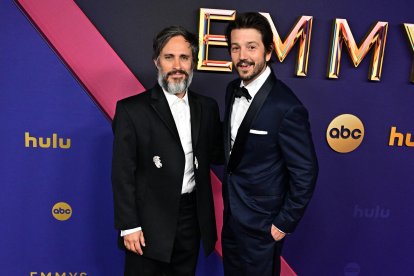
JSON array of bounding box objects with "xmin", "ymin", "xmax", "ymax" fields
[{"xmin": 222, "ymin": 215, "xmax": 284, "ymax": 276}]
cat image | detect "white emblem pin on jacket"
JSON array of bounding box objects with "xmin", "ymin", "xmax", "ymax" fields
[
  {"xmin": 153, "ymin": 156, "xmax": 162, "ymax": 168},
  {"xmin": 194, "ymin": 156, "xmax": 198, "ymax": 170}
]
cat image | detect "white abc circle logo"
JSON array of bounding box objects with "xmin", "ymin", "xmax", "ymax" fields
[
  {"xmin": 326, "ymin": 114, "xmax": 364, "ymax": 153},
  {"xmin": 52, "ymin": 202, "xmax": 72, "ymax": 221}
]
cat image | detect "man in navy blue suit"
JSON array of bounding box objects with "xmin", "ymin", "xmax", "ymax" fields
[{"xmin": 222, "ymin": 12, "xmax": 319, "ymax": 276}]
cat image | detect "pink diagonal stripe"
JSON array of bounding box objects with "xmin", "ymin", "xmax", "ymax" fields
[
  {"xmin": 16, "ymin": 0, "xmax": 145, "ymax": 119},
  {"xmin": 16, "ymin": 1, "xmax": 297, "ymax": 275}
]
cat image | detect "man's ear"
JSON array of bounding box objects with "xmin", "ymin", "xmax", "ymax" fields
[
  {"xmin": 154, "ymin": 58, "xmax": 159, "ymax": 69},
  {"xmin": 265, "ymin": 46, "xmax": 273, "ymax": 62}
]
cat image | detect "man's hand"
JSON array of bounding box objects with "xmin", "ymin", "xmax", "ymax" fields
[
  {"xmin": 271, "ymin": 224, "xmax": 286, "ymax": 242},
  {"xmin": 124, "ymin": 230, "xmax": 146, "ymax": 255}
]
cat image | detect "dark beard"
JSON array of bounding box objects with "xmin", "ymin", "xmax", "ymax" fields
[{"xmin": 236, "ymin": 57, "xmax": 267, "ymax": 83}]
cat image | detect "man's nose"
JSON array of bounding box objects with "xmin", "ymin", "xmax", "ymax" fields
[
  {"xmin": 172, "ymin": 57, "xmax": 181, "ymax": 69},
  {"xmin": 239, "ymin": 47, "xmax": 248, "ymax": 60}
]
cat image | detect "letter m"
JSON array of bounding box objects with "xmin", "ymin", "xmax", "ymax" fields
[
  {"xmin": 260, "ymin": 14, "xmax": 313, "ymax": 77},
  {"xmin": 327, "ymin": 19, "xmax": 388, "ymax": 81}
]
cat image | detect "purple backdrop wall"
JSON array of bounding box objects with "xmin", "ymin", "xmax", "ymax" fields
[{"xmin": 1, "ymin": 0, "xmax": 413, "ymax": 275}]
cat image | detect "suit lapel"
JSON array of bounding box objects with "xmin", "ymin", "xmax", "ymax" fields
[
  {"xmin": 188, "ymin": 91, "xmax": 201, "ymax": 149},
  {"xmin": 150, "ymin": 84, "xmax": 181, "ymax": 142},
  {"xmin": 227, "ymin": 73, "xmax": 276, "ymax": 172},
  {"xmin": 224, "ymin": 81, "xmax": 239, "ymax": 165}
]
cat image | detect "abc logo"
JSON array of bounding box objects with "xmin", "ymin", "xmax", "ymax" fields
[
  {"xmin": 52, "ymin": 202, "xmax": 72, "ymax": 221},
  {"xmin": 326, "ymin": 114, "xmax": 364, "ymax": 153}
]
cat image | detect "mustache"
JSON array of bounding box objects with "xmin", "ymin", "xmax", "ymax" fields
[
  {"xmin": 236, "ymin": 60, "xmax": 255, "ymax": 67},
  {"xmin": 166, "ymin": 69, "xmax": 189, "ymax": 78}
]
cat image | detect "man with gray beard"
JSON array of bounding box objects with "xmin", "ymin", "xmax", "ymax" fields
[{"xmin": 111, "ymin": 26, "xmax": 223, "ymax": 275}]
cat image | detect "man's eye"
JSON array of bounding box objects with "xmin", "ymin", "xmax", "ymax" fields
[
  {"xmin": 231, "ymin": 47, "xmax": 240, "ymax": 52},
  {"xmin": 181, "ymin": 56, "xmax": 190, "ymax": 61}
]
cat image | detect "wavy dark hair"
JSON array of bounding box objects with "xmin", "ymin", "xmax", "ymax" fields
[
  {"xmin": 225, "ymin": 12, "xmax": 274, "ymax": 55},
  {"xmin": 152, "ymin": 25, "xmax": 198, "ymax": 65}
]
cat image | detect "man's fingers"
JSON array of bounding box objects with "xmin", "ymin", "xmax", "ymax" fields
[
  {"xmin": 270, "ymin": 225, "xmax": 286, "ymax": 241},
  {"xmin": 140, "ymin": 232, "xmax": 146, "ymax": 247},
  {"xmin": 124, "ymin": 240, "xmax": 130, "ymax": 251},
  {"xmin": 273, "ymin": 232, "xmax": 285, "ymax": 241},
  {"xmin": 125, "ymin": 239, "xmax": 137, "ymax": 253},
  {"xmin": 271, "ymin": 229, "xmax": 282, "ymax": 241},
  {"xmin": 123, "ymin": 231, "xmax": 144, "ymax": 255},
  {"xmin": 133, "ymin": 240, "xmax": 143, "ymax": 255}
]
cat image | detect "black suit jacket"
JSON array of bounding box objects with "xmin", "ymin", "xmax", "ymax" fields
[
  {"xmin": 223, "ymin": 72, "xmax": 318, "ymax": 236},
  {"xmin": 111, "ymin": 84, "xmax": 222, "ymax": 262}
]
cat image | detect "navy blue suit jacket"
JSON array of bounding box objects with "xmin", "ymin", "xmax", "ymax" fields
[{"xmin": 223, "ymin": 72, "xmax": 318, "ymax": 235}]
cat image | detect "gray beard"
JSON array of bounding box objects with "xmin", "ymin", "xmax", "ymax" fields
[{"xmin": 157, "ymin": 70, "xmax": 193, "ymax": 95}]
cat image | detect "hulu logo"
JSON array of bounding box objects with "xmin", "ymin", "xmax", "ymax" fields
[
  {"xmin": 25, "ymin": 132, "xmax": 71, "ymax": 149},
  {"xmin": 388, "ymin": 126, "xmax": 414, "ymax": 147},
  {"xmin": 353, "ymin": 205, "xmax": 390, "ymax": 219}
]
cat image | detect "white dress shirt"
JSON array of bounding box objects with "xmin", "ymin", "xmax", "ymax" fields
[
  {"xmin": 163, "ymin": 90, "xmax": 195, "ymax": 194},
  {"xmin": 231, "ymin": 66, "xmax": 271, "ymax": 149},
  {"xmin": 121, "ymin": 89, "xmax": 195, "ymax": 237}
]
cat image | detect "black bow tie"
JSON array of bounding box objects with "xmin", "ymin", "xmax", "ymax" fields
[{"xmin": 234, "ymin": 86, "xmax": 252, "ymax": 101}]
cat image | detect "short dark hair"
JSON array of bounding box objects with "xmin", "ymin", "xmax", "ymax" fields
[
  {"xmin": 152, "ymin": 26, "xmax": 199, "ymax": 65},
  {"xmin": 225, "ymin": 12, "xmax": 274, "ymax": 54}
]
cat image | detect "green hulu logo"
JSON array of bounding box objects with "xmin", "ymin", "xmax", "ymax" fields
[{"xmin": 25, "ymin": 132, "xmax": 71, "ymax": 149}]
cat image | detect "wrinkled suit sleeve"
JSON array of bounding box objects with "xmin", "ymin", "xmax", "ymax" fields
[
  {"xmin": 272, "ymin": 105, "xmax": 318, "ymax": 233},
  {"xmin": 111, "ymin": 101, "xmax": 141, "ymax": 230}
]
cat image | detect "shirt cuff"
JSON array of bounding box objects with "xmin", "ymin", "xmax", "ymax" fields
[
  {"xmin": 120, "ymin": 227, "xmax": 142, "ymax": 237},
  {"xmin": 275, "ymin": 226, "xmax": 286, "ymax": 234}
]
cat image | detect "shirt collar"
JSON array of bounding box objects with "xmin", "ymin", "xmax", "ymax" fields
[
  {"xmin": 241, "ymin": 66, "xmax": 271, "ymax": 99},
  {"xmin": 162, "ymin": 88, "xmax": 189, "ymax": 107}
]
